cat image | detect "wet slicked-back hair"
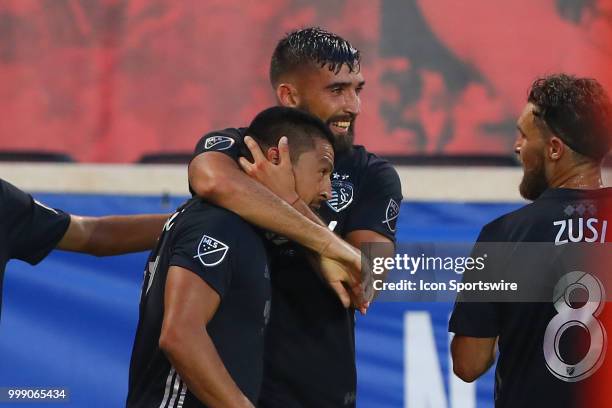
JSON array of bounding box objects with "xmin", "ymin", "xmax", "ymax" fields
[
  {"xmin": 246, "ymin": 106, "xmax": 335, "ymax": 163},
  {"xmin": 269, "ymin": 27, "xmax": 361, "ymax": 86},
  {"xmin": 528, "ymin": 73, "xmax": 612, "ymax": 161}
]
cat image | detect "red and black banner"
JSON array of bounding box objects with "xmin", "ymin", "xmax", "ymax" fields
[{"xmin": 1, "ymin": 0, "xmax": 611, "ymax": 162}]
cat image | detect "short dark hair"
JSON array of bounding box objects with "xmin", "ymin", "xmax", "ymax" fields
[
  {"xmin": 270, "ymin": 27, "xmax": 361, "ymax": 86},
  {"xmin": 528, "ymin": 73, "xmax": 612, "ymax": 161},
  {"xmin": 246, "ymin": 106, "xmax": 335, "ymax": 163}
]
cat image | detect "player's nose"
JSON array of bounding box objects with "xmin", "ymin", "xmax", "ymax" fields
[
  {"xmin": 322, "ymin": 179, "xmax": 332, "ymax": 200},
  {"xmin": 513, "ymin": 140, "xmax": 521, "ymax": 156},
  {"xmin": 344, "ymin": 90, "xmax": 360, "ymax": 116}
]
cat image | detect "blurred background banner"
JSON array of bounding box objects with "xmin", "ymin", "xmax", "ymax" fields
[{"xmin": 1, "ymin": 0, "xmax": 611, "ymax": 162}]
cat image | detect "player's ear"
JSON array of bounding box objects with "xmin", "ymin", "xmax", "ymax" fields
[
  {"xmin": 548, "ymin": 136, "xmax": 565, "ymax": 161},
  {"xmin": 276, "ymin": 83, "xmax": 300, "ymax": 108},
  {"xmin": 266, "ymin": 147, "xmax": 280, "ymax": 164}
]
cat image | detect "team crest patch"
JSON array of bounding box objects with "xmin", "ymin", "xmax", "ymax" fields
[
  {"xmin": 383, "ymin": 198, "xmax": 400, "ymax": 232},
  {"xmin": 194, "ymin": 235, "xmax": 229, "ymax": 266},
  {"xmin": 326, "ymin": 180, "xmax": 354, "ymax": 212},
  {"xmin": 204, "ymin": 135, "xmax": 235, "ymax": 151}
]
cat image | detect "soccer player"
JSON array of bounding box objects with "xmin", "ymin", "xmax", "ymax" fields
[
  {"xmin": 449, "ymin": 74, "xmax": 612, "ymax": 407},
  {"xmin": 0, "ymin": 178, "xmax": 167, "ymax": 319},
  {"xmin": 188, "ymin": 28, "xmax": 402, "ymax": 407},
  {"xmin": 126, "ymin": 107, "xmax": 338, "ymax": 408}
]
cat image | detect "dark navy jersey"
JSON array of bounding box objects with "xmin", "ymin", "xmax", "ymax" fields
[
  {"xmin": 192, "ymin": 129, "xmax": 403, "ymax": 407},
  {"xmin": 449, "ymin": 188, "xmax": 612, "ymax": 408},
  {"xmin": 0, "ymin": 179, "xmax": 70, "ymax": 318},
  {"xmin": 127, "ymin": 198, "xmax": 270, "ymax": 408}
]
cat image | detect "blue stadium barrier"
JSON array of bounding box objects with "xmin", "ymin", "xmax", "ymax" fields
[{"xmin": 0, "ymin": 193, "xmax": 521, "ymax": 407}]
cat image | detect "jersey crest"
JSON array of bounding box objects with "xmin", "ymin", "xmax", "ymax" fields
[{"xmin": 327, "ymin": 180, "xmax": 354, "ymax": 213}]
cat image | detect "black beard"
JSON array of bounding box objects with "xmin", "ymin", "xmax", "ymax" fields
[
  {"xmin": 330, "ymin": 120, "xmax": 355, "ymax": 154},
  {"xmin": 295, "ymin": 102, "xmax": 356, "ymax": 154},
  {"xmin": 519, "ymin": 157, "xmax": 549, "ymax": 200}
]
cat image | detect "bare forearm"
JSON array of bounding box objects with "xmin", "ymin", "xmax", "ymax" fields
[
  {"xmin": 368, "ymin": 245, "xmax": 395, "ymax": 299},
  {"xmin": 161, "ymin": 330, "xmax": 252, "ymax": 408},
  {"xmin": 292, "ymin": 199, "xmax": 327, "ymax": 227},
  {"xmin": 450, "ymin": 336, "xmax": 496, "ymax": 382},
  {"xmin": 190, "ymin": 154, "xmax": 358, "ymax": 266},
  {"xmin": 58, "ymin": 214, "xmax": 168, "ymax": 256},
  {"xmin": 207, "ymin": 171, "xmax": 337, "ymax": 254},
  {"xmin": 345, "ymin": 231, "xmax": 396, "ymax": 300}
]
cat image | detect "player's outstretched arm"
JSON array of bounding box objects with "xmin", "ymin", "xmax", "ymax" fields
[
  {"xmin": 450, "ymin": 335, "xmax": 497, "ymax": 382},
  {"xmin": 159, "ymin": 265, "xmax": 254, "ymax": 408},
  {"xmin": 56, "ymin": 214, "xmax": 168, "ymax": 256},
  {"xmin": 190, "ymin": 142, "xmax": 330, "ymax": 245},
  {"xmin": 189, "ymin": 145, "xmax": 362, "ymax": 287}
]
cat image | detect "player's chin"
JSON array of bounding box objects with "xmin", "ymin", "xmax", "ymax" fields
[
  {"xmin": 519, "ymin": 174, "xmax": 548, "ymax": 200},
  {"xmin": 332, "ymin": 133, "xmax": 354, "ymax": 153}
]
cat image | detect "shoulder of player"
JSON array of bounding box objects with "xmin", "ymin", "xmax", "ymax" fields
[
  {"xmin": 0, "ymin": 178, "xmax": 31, "ymax": 210},
  {"xmin": 194, "ymin": 127, "xmax": 246, "ymax": 150},
  {"xmin": 347, "ymin": 145, "xmax": 399, "ymax": 178},
  {"xmin": 178, "ymin": 199, "xmax": 260, "ymax": 241},
  {"xmin": 1, "ymin": 178, "xmax": 19, "ymax": 198},
  {"xmin": 0, "ymin": 178, "xmax": 10, "ymax": 200},
  {"xmin": 199, "ymin": 127, "xmax": 246, "ymax": 139},
  {"xmin": 478, "ymin": 200, "xmax": 541, "ymax": 240}
]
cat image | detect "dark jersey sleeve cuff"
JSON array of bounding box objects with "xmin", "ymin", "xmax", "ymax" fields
[
  {"xmin": 169, "ymin": 258, "xmax": 227, "ymax": 299},
  {"xmin": 448, "ymin": 304, "xmax": 499, "ymax": 337},
  {"xmin": 21, "ymin": 209, "xmax": 71, "ymax": 265},
  {"xmin": 343, "ymin": 223, "xmax": 397, "ymax": 243}
]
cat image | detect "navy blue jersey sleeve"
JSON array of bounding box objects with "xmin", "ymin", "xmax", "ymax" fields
[
  {"xmin": 448, "ymin": 223, "xmax": 501, "ymax": 337},
  {"xmin": 168, "ymin": 208, "xmax": 244, "ymax": 298},
  {"xmin": 1, "ymin": 179, "xmax": 70, "ymax": 265},
  {"xmin": 189, "ymin": 128, "xmax": 246, "ymax": 196},
  {"xmin": 191, "ymin": 128, "xmax": 246, "ymax": 162},
  {"xmin": 343, "ymin": 161, "xmax": 402, "ymax": 241},
  {"xmin": 448, "ymin": 298, "xmax": 500, "ymax": 337}
]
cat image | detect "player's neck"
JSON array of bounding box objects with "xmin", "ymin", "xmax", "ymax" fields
[{"xmin": 549, "ymin": 162, "xmax": 604, "ymax": 190}]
